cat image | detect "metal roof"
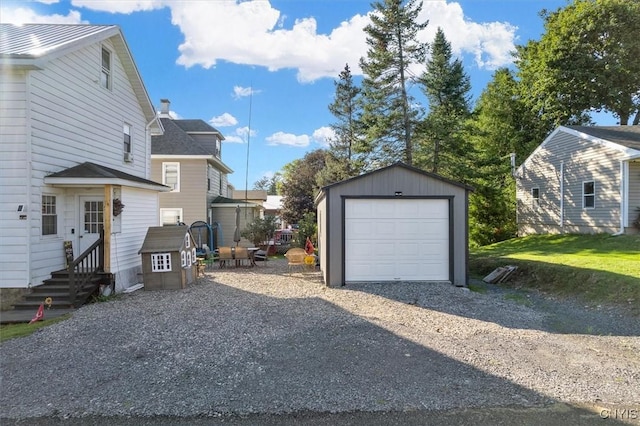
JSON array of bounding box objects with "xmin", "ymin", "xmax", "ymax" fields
[{"xmin": 0, "ymin": 23, "xmax": 117, "ymax": 58}]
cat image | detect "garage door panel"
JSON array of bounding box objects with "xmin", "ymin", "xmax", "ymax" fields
[{"xmin": 345, "ymin": 199, "xmax": 450, "ymax": 282}]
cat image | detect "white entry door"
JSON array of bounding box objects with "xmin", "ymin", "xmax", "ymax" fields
[
  {"xmin": 344, "ymin": 198, "xmax": 450, "ymax": 282},
  {"xmin": 79, "ymin": 196, "xmax": 104, "ymax": 254}
]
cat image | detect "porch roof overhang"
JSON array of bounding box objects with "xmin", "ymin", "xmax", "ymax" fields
[
  {"xmin": 44, "ymin": 162, "xmax": 170, "ymax": 192},
  {"xmin": 210, "ymin": 196, "xmax": 261, "ymax": 208}
]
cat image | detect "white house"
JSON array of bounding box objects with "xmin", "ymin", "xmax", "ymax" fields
[{"xmin": 0, "ymin": 23, "xmax": 168, "ymax": 307}]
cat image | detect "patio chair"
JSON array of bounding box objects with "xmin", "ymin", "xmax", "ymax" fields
[
  {"xmin": 234, "ymin": 247, "xmax": 251, "ymax": 267},
  {"xmin": 284, "ymin": 247, "xmax": 307, "ymax": 274},
  {"xmin": 218, "ymin": 247, "xmax": 234, "ymax": 268}
]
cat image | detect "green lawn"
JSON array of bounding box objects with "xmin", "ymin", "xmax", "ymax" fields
[{"xmin": 469, "ymin": 234, "xmax": 640, "ymax": 313}]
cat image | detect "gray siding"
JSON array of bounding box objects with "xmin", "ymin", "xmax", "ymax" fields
[
  {"xmin": 153, "ymin": 158, "xmax": 209, "ymax": 225},
  {"xmin": 517, "ymin": 130, "xmax": 627, "ymax": 235},
  {"xmin": 317, "ymin": 165, "xmax": 469, "ymax": 287}
]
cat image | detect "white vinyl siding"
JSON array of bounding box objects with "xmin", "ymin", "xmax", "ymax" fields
[{"xmin": 517, "ymin": 130, "xmax": 626, "ymax": 234}]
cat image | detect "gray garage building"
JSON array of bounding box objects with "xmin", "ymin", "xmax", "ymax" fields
[{"xmin": 315, "ymin": 162, "xmax": 472, "ymax": 288}]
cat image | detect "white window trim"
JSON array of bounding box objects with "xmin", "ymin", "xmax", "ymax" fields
[
  {"xmin": 162, "ymin": 162, "xmax": 180, "ymax": 192},
  {"xmin": 181, "ymin": 250, "xmax": 187, "ymax": 267},
  {"xmin": 151, "ymin": 253, "xmax": 172, "ymax": 272},
  {"xmin": 531, "ymin": 187, "xmax": 540, "ymax": 209},
  {"xmin": 100, "ymin": 46, "xmax": 112, "ymax": 90},
  {"xmin": 160, "ymin": 208, "xmax": 183, "ymax": 226},
  {"xmin": 41, "ymin": 194, "xmax": 58, "ymax": 237},
  {"xmin": 582, "ymin": 180, "xmax": 595, "ymax": 209},
  {"xmin": 123, "ymin": 123, "xmax": 132, "ymax": 154}
]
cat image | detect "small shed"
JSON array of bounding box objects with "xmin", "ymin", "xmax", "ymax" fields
[
  {"xmin": 315, "ymin": 162, "xmax": 473, "ymax": 288},
  {"xmin": 138, "ymin": 225, "xmax": 198, "ymax": 290}
]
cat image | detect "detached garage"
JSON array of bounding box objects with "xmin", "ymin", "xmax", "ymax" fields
[{"xmin": 315, "ymin": 162, "xmax": 472, "ymax": 288}]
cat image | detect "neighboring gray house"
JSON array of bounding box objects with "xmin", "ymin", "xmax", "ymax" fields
[
  {"xmin": 151, "ymin": 99, "xmax": 233, "ymax": 227},
  {"xmin": 315, "ymin": 162, "xmax": 472, "ymax": 288},
  {"xmin": 516, "ymin": 125, "xmax": 640, "ymax": 235}
]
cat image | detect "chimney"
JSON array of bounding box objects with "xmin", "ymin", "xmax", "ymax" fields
[{"xmin": 159, "ymin": 99, "xmax": 171, "ymax": 117}]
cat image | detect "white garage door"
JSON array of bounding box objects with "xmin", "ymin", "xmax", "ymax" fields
[{"xmin": 345, "ymin": 198, "xmax": 449, "ymax": 282}]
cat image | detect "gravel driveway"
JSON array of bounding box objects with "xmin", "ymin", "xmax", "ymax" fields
[{"xmin": 1, "ymin": 259, "xmax": 639, "ymax": 424}]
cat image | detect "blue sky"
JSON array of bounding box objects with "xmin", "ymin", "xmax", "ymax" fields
[{"xmin": 1, "ymin": 0, "xmax": 616, "ymax": 190}]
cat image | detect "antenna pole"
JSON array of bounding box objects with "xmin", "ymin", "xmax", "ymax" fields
[{"xmin": 244, "ymin": 85, "xmax": 253, "ymax": 219}]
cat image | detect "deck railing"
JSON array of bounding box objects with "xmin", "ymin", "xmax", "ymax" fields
[{"xmin": 68, "ymin": 230, "xmax": 104, "ymax": 306}]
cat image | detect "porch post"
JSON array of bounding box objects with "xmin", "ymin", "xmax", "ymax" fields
[{"xmin": 104, "ymin": 185, "xmax": 112, "ymax": 271}]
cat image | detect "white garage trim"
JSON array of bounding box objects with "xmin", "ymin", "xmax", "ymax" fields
[{"xmin": 343, "ymin": 198, "xmax": 451, "ymax": 283}]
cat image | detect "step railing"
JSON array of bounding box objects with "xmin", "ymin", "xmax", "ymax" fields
[{"xmin": 68, "ymin": 230, "xmax": 105, "ymax": 306}]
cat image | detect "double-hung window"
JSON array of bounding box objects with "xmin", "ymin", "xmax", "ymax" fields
[
  {"xmin": 42, "ymin": 195, "xmax": 57, "ymax": 235},
  {"xmin": 123, "ymin": 123, "xmax": 132, "ymax": 155},
  {"xmin": 531, "ymin": 187, "xmax": 540, "ymax": 209},
  {"xmin": 101, "ymin": 47, "xmax": 111, "ymax": 90},
  {"xmin": 162, "ymin": 162, "xmax": 180, "ymax": 192},
  {"xmin": 583, "ymin": 181, "xmax": 595, "ymax": 209}
]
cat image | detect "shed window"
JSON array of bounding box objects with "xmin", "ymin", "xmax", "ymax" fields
[
  {"xmin": 151, "ymin": 253, "xmax": 172, "ymax": 272},
  {"xmin": 101, "ymin": 47, "xmax": 111, "ymax": 90},
  {"xmin": 184, "ymin": 235, "xmax": 190, "ymax": 248},
  {"xmin": 181, "ymin": 250, "xmax": 187, "ymax": 267},
  {"xmin": 531, "ymin": 187, "xmax": 540, "ymax": 209},
  {"xmin": 42, "ymin": 195, "xmax": 57, "ymax": 235},
  {"xmin": 583, "ymin": 181, "xmax": 595, "ymax": 209}
]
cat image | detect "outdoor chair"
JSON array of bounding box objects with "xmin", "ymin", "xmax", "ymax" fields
[
  {"xmin": 234, "ymin": 247, "xmax": 251, "ymax": 267},
  {"xmin": 284, "ymin": 247, "xmax": 307, "ymax": 274},
  {"xmin": 218, "ymin": 247, "xmax": 234, "ymax": 268}
]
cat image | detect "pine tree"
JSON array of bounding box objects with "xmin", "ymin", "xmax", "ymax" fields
[
  {"xmin": 317, "ymin": 64, "xmax": 364, "ymax": 188},
  {"xmin": 416, "ymin": 27, "xmax": 471, "ymax": 179},
  {"xmin": 359, "ymin": 0, "xmax": 428, "ymax": 167}
]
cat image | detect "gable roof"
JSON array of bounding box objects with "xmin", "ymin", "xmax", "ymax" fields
[
  {"xmin": 152, "ymin": 117, "xmax": 233, "ymax": 173},
  {"xmin": 173, "ymin": 119, "xmax": 225, "ymax": 138},
  {"xmin": 517, "ymin": 125, "xmax": 640, "ymax": 174},
  {"xmin": 44, "ymin": 162, "xmax": 170, "ymax": 191},
  {"xmin": 138, "ymin": 225, "xmax": 192, "ymax": 254},
  {"xmin": 565, "ymin": 125, "xmax": 640, "ymax": 150},
  {"xmin": 317, "ymin": 162, "xmax": 474, "ymax": 198},
  {"xmin": 0, "ymin": 23, "xmax": 158, "ymax": 127}
]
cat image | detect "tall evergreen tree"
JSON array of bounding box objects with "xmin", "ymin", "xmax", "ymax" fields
[
  {"xmin": 416, "ymin": 27, "xmax": 471, "ymax": 179},
  {"xmin": 317, "ymin": 64, "xmax": 364, "ymax": 188},
  {"xmin": 359, "ymin": 0, "xmax": 428, "ymax": 167},
  {"xmin": 465, "ymin": 68, "xmax": 536, "ymax": 246}
]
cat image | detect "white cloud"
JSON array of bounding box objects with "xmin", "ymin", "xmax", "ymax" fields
[
  {"xmin": 0, "ymin": 7, "xmax": 85, "ymax": 24},
  {"xmin": 210, "ymin": 112, "xmax": 237, "ymax": 127},
  {"xmin": 266, "ymin": 131, "xmax": 309, "ymax": 147},
  {"xmin": 233, "ymin": 86, "xmax": 260, "ymax": 99},
  {"xmin": 312, "ymin": 126, "xmax": 334, "ymax": 147},
  {"xmin": 70, "ymin": 0, "xmax": 164, "ymax": 14},
  {"xmin": 224, "ymin": 126, "xmax": 256, "ymax": 144},
  {"xmin": 7, "ymin": 0, "xmax": 519, "ymax": 80}
]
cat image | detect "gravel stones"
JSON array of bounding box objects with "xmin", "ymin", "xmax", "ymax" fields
[{"xmin": 1, "ymin": 259, "xmax": 638, "ymax": 420}]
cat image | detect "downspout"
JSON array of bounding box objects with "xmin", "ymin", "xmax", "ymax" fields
[
  {"xmin": 559, "ymin": 161, "xmax": 564, "ymax": 233},
  {"xmin": 613, "ymin": 160, "xmax": 627, "ymax": 236},
  {"xmin": 26, "ymin": 72, "xmax": 33, "ymax": 287}
]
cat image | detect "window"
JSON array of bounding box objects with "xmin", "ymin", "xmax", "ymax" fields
[
  {"xmin": 162, "ymin": 162, "xmax": 180, "ymax": 192},
  {"xmin": 151, "ymin": 253, "xmax": 172, "ymax": 272},
  {"xmin": 101, "ymin": 47, "xmax": 111, "ymax": 90},
  {"xmin": 160, "ymin": 208, "xmax": 182, "ymax": 225},
  {"xmin": 181, "ymin": 250, "xmax": 187, "ymax": 267},
  {"xmin": 42, "ymin": 195, "xmax": 57, "ymax": 235},
  {"xmin": 531, "ymin": 187, "xmax": 540, "ymax": 209},
  {"xmin": 184, "ymin": 234, "xmax": 190, "ymax": 248},
  {"xmin": 583, "ymin": 181, "xmax": 595, "ymax": 209},
  {"xmin": 123, "ymin": 123, "xmax": 131, "ymax": 154}
]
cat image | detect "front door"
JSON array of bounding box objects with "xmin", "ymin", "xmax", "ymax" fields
[{"xmin": 79, "ymin": 196, "xmax": 104, "ymax": 255}]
